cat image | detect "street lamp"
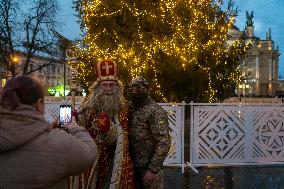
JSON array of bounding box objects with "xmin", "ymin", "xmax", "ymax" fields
[
  {"xmin": 3, "ymin": 54, "xmax": 21, "ymax": 81},
  {"xmin": 65, "ymin": 49, "xmax": 78, "ymax": 109},
  {"xmin": 12, "ymin": 56, "xmax": 19, "ymax": 63}
]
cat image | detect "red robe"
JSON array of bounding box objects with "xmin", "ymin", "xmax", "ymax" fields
[{"xmin": 78, "ymin": 104, "xmax": 135, "ymax": 189}]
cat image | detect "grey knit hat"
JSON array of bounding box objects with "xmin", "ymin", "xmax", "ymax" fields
[
  {"xmin": 129, "ymin": 76, "xmax": 148, "ymax": 89},
  {"xmin": 128, "ymin": 76, "xmax": 149, "ymax": 97}
]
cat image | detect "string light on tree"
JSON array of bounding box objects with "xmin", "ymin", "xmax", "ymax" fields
[{"xmin": 73, "ymin": 0, "xmax": 250, "ymax": 102}]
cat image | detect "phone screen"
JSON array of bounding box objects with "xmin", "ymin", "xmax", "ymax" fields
[{"xmin": 59, "ymin": 105, "xmax": 72, "ymax": 126}]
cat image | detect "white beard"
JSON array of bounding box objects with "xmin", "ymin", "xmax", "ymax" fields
[{"xmin": 92, "ymin": 85, "xmax": 124, "ymax": 116}]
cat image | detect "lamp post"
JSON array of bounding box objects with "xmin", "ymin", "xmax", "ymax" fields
[
  {"xmin": 65, "ymin": 48, "xmax": 79, "ymax": 189},
  {"xmin": 0, "ymin": 36, "xmax": 12, "ymax": 80},
  {"xmin": 65, "ymin": 49, "xmax": 78, "ymax": 109}
]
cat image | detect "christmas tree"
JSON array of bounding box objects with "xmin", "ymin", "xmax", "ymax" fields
[{"xmin": 73, "ymin": 0, "xmax": 250, "ymax": 102}]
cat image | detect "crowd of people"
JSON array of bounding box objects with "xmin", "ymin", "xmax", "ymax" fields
[{"xmin": 0, "ymin": 60, "xmax": 171, "ymax": 189}]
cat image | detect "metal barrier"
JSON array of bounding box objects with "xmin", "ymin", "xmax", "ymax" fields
[
  {"xmin": 45, "ymin": 97, "xmax": 284, "ymax": 174},
  {"xmin": 158, "ymin": 103, "xmax": 185, "ymax": 171},
  {"xmin": 44, "ymin": 97, "xmax": 185, "ymax": 170},
  {"xmin": 44, "ymin": 96, "xmax": 84, "ymax": 123},
  {"xmin": 190, "ymin": 103, "xmax": 284, "ymax": 172}
]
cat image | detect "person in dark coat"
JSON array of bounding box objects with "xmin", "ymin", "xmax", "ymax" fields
[{"xmin": 0, "ymin": 75, "xmax": 97, "ymax": 189}]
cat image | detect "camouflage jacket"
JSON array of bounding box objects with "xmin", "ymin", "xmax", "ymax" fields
[{"xmin": 128, "ymin": 97, "xmax": 171, "ymax": 174}]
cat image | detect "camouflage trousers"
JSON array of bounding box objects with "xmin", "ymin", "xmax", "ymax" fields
[{"xmin": 133, "ymin": 167, "xmax": 163, "ymax": 189}]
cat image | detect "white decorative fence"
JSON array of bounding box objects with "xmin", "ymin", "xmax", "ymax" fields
[
  {"xmin": 44, "ymin": 96, "xmax": 85, "ymax": 123},
  {"xmin": 44, "ymin": 97, "xmax": 185, "ymax": 167},
  {"xmin": 224, "ymin": 97, "xmax": 284, "ymax": 104},
  {"xmin": 190, "ymin": 103, "xmax": 284, "ymax": 167},
  {"xmin": 159, "ymin": 103, "xmax": 185, "ymax": 167},
  {"xmin": 44, "ymin": 97, "xmax": 284, "ymax": 173}
]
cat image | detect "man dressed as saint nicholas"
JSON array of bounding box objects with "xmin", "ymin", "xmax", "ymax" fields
[{"xmin": 74, "ymin": 60, "xmax": 135, "ymax": 189}]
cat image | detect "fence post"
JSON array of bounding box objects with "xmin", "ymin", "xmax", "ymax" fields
[
  {"xmin": 181, "ymin": 101, "xmax": 185, "ymax": 173},
  {"xmin": 224, "ymin": 167, "xmax": 233, "ymax": 189}
]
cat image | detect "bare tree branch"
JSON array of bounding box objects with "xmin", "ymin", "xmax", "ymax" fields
[
  {"xmin": 25, "ymin": 61, "xmax": 52, "ymax": 75},
  {"xmin": 0, "ymin": 0, "xmax": 61, "ymax": 77}
]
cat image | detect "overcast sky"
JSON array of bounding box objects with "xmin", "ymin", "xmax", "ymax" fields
[
  {"xmin": 58, "ymin": 0, "xmax": 284, "ymax": 77},
  {"xmin": 57, "ymin": 0, "xmax": 81, "ymax": 40}
]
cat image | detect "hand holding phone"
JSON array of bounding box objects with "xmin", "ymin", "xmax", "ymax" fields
[{"xmin": 59, "ymin": 105, "xmax": 72, "ymax": 127}]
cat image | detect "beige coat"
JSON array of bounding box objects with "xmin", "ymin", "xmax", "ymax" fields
[{"xmin": 0, "ymin": 104, "xmax": 97, "ymax": 189}]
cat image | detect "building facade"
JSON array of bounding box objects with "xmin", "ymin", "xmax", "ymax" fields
[
  {"xmin": 228, "ymin": 12, "xmax": 281, "ymax": 97},
  {"xmin": 0, "ymin": 52, "xmax": 73, "ymax": 96}
]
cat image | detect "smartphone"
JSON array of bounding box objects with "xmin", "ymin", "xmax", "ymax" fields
[{"xmin": 59, "ymin": 105, "xmax": 72, "ymax": 126}]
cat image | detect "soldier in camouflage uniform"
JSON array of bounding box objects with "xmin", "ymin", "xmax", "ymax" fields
[{"xmin": 127, "ymin": 76, "xmax": 171, "ymax": 189}]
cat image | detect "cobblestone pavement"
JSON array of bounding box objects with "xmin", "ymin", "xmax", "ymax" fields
[
  {"xmin": 163, "ymin": 166, "xmax": 284, "ymax": 189},
  {"xmin": 163, "ymin": 167, "xmax": 183, "ymax": 189}
]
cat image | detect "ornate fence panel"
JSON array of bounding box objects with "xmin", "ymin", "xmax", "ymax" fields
[
  {"xmin": 190, "ymin": 103, "xmax": 284, "ymax": 167},
  {"xmin": 44, "ymin": 97, "xmax": 185, "ymax": 166},
  {"xmin": 159, "ymin": 103, "xmax": 185, "ymax": 166},
  {"xmin": 224, "ymin": 97, "xmax": 284, "ymax": 104}
]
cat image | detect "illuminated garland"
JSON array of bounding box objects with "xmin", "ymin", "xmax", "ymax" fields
[{"xmin": 74, "ymin": 0, "xmax": 250, "ymax": 102}]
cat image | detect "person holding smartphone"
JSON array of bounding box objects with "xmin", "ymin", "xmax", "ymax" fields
[{"xmin": 0, "ymin": 75, "xmax": 97, "ymax": 189}]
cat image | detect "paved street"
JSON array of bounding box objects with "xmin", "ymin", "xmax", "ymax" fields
[{"xmin": 163, "ymin": 165, "xmax": 284, "ymax": 189}]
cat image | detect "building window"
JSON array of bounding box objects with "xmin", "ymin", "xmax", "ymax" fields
[
  {"xmin": 29, "ymin": 64, "xmax": 33, "ymax": 72},
  {"xmin": 52, "ymin": 66, "xmax": 56, "ymax": 75},
  {"xmin": 46, "ymin": 66, "xmax": 50, "ymax": 74}
]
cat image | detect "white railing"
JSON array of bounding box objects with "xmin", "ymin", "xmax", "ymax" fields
[
  {"xmin": 44, "ymin": 97, "xmax": 185, "ymax": 168},
  {"xmin": 190, "ymin": 103, "xmax": 284, "ymax": 168},
  {"xmin": 45, "ymin": 97, "xmax": 284, "ymax": 174},
  {"xmin": 224, "ymin": 97, "xmax": 284, "ymax": 104},
  {"xmin": 44, "ymin": 96, "xmax": 85, "ymax": 123},
  {"xmin": 159, "ymin": 103, "xmax": 185, "ymax": 168}
]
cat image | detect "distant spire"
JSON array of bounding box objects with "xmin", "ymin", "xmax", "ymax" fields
[{"xmin": 268, "ymin": 28, "xmax": 271, "ymax": 40}]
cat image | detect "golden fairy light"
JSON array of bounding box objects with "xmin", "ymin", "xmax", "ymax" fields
[{"xmin": 74, "ymin": 0, "xmax": 250, "ymax": 102}]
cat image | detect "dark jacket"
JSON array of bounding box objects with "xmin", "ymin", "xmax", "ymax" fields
[{"xmin": 0, "ymin": 104, "xmax": 97, "ymax": 189}]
